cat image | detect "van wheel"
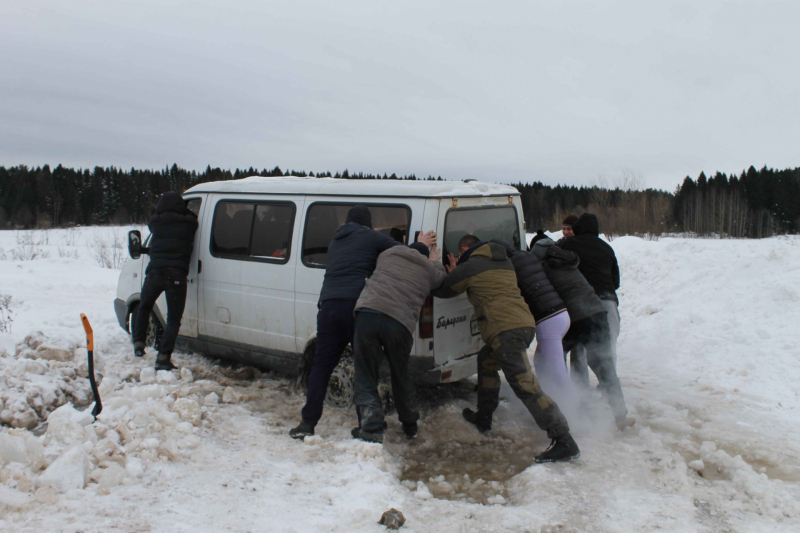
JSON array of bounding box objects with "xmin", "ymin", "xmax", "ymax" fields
[
  {"xmin": 130, "ymin": 303, "xmax": 163, "ymax": 349},
  {"xmin": 324, "ymin": 346, "xmax": 354, "ymax": 409}
]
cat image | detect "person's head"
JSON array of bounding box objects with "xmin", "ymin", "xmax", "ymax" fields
[
  {"xmin": 562, "ymin": 215, "xmax": 578, "ymax": 238},
  {"xmin": 156, "ymin": 191, "xmax": 186, "ymax": 214},
  {"xmin": 529, "ymin": 229, "xmax": 547, "ymax": 248},
  {"xmin": 457, "ymin": 234, "xmax": 480, "ymax": 255},
  {"xmin": 345, "ymin": 205, "xmax": 372, "ymax": 229},
  {"xmin": 409, "ymin": 242, "xmax": 430, "ymax": 258}
]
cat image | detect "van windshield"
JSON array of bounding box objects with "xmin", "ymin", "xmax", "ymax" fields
[{"xmin": 443, "ymin": 206, "xmax": 520, "ymax": 257}]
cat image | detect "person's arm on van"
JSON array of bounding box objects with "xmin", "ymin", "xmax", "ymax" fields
[
  {"xmin": 431, "ymin": 262, "xmax": 473, "ymax": 299},
  {"xmin": 373, "ymin": 229, "xmax": 403, "ymax": 253},
  {"xmin": 417, "ymin": 230, "xmax": 436, "ymax": 248}
]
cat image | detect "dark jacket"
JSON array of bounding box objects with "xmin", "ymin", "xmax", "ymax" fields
[
  {"xmin": 531, "ymin": 238, "xmax": 605, "ymax": 323},
  {"xmin": 559, "ymin": 214, "xmax": 620, "ymax": 303},
  {"xmin": 432, "ymin": 242, "xmax": 534, "ymax": 343},
  {"xmin": 356, "ymin": 245, "xmax": 447, "ymax": 334},
  {"xmin": 492, "ymin": 239, "xmax": 566, "ymax": 324},
  {"xmin": 146, "ymin": 192, "xmax": 198, "ymax": 274},
  {"xmin": 319, "ymin": 222, "xmax": 400, "ymax": 304}
]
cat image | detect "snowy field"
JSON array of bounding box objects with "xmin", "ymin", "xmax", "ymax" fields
[{"xmin": 1, "ymin": 226, "xmax": 799, "ymax": 532}]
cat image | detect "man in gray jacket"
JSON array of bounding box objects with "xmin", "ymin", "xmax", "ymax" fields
[{"xmin": 351, "ymin": 236, "xmax": 445, "ymax": 443}]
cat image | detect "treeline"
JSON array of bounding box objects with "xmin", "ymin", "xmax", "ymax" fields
[
  {"xmin": 0, "ymin": 163, "xmax": 798, "ymax": 238},
  {"xmin": 0, "ymin": 164, "xmax": 441, "ymax": 228},
  {"xmin": 671, "ymin": 166, "xmax": 800, "ymax": 238}
]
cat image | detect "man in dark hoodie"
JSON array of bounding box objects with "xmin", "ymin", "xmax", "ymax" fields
[
  {"xmin": 289, "ymin": 205, "xmax": 435, "ymax": 439},
  {"xmin": 531, "ymin": 237, "xmax": 634, "ymax": 430},
  {"xmin": 133, "ymin": 191, "xmax": 198, "ymax": 371},
  {"xmin": 434, "ymin": 235, "xmax": 580, "ymax": 463},
  {"xmin": 559, "ymin": 213, "xmax": 621, "ymax": 366}
]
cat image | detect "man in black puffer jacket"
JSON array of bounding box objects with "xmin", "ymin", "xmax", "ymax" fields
[
  {"xmin": 289, "ymin": 205, "xmax": 435, "ymax": 440},
  {"xmin": 492, "ymin": 238, "xmax": 573, "ymax": 407},
  {"xmin": 133, "ymin": 191, "xmax": 198, "ymax": 371}
]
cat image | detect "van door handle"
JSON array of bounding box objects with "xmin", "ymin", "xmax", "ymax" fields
[{"xmin": 198, "ymin": 260, "xmax": 202, "ymax": 274}]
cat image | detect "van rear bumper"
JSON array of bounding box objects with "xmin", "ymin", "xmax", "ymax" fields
[{"xmin": 411, "ymin": 352, "xmax": 478, "ymax": 384}]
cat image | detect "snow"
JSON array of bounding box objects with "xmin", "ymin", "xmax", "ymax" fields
[{"xmin": 1, "ymin": 226, "xmax": 799, "ymax": 531}]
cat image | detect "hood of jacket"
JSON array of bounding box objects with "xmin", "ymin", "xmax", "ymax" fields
[
  {"xmin": 489, "ymin": 238, "xmax": 515, "ymax": 256},
  {"xmin": 572, "ymin": 213, "xmax": 599, "ymax": 236},
  {"xmin": 458, "ymin": 241, "xmax": 507, "ymax": 265},
  {"xmin": 333, "ymin": 222, "xmax": 364, "ymax": 240},
  {"xmin": 530, "ymin": 237, "xmax": 555, "ymax": 260},
  {"xmin": 156, "ymin": 192, "xmax": 188, "ymax": 215}
]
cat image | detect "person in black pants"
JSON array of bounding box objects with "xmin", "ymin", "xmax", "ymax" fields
[
  {"xmin": 133, "ymin": 191, "xmax": 198, "ymax": 371},
  {"xmin": 289, "ymin": 205, "xmax": 435, "ymax": 440}
]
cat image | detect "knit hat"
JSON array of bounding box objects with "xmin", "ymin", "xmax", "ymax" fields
[
  {"xmin": 409, "ymin": 242, "xmax": 430, "ymax": 258},
  {"xmin": 345, "ymin": 205, "xmax": 372, "ymax": 228}
]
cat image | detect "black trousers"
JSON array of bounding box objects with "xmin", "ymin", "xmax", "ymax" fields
[
  {"xmin": 133, "ymin": 268, "xmax": 188, "ymax": 356},
  {"xmin": 563, "ymin": 312, "xmax": 628, "ymax": 422},
  {"xmin": 353, "ymin": 311, "xmax": 417, "ymax": 433},
  {"xmin": 301, "ymin": 299, "xmax": 356, "ymax": 427}
]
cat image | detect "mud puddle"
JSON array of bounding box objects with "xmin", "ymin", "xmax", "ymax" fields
[{"xmin": 389, "ymin": 386, "xmax": 549, "ymax": 505}]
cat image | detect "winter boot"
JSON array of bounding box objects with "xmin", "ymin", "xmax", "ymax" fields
[
  {"xmin": 133, "ymin": 342, "xmax": 145, "ymax": 358},
  {"xmin": 534, "ymin": 432, "xmax": 581, "ymax": 464},
  {"xmin": 462, "ymin": 408, "xmax": 492, "ymax": 433},
  {"xmin": 289, "ymin": 421, "xmax": 314, "ymax": 440},
  {"xmin": 351, "ymin": 427, "xmax": 384, "ymax": 444},
  {"xmin": 402, "ymin": 422, "xmax": 418, "ymax": 440},
  {"xmin": 616, "ymin": 416, "xmax": 636, "ymax": 431},
  {"xmin": 154, "ymin": 353, "xmax": 177, "ymax": 371}
]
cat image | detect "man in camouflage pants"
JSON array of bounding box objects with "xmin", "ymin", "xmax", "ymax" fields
[{"xmin": 434, "ymin": 235, "xmax": 580, "ymax": 463}]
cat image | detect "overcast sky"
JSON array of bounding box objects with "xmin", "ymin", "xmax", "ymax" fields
[{"xmin": 2, "ymin": 1, "xmax": 798, "ymax": 191}]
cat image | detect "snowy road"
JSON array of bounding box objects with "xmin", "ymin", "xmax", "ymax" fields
[{"xmin": 1, "ymin": 228, "xmax": 799, "ymax": 532}]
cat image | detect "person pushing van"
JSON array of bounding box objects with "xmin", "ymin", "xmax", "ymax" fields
[
  {"xmin": 290, "ymin": 205, "xmax": 435, "ymax": 439},
  {"xmin": 132, "ymin": 191, "xmax": 198, "ymax": 371},
  {"xmin": 434, "ymin": 235, "xmax": 580, "ymax": 463},
  {"xmin": 350, "ymin": 240, "xmax": 446, "ymax": 443}
]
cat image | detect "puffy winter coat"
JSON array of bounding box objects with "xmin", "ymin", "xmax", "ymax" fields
[
  {"xmin": 432, "ymin": 242, "xmax": 535, "ymax": 344},
  {"xmin": 491, "ymin": 239, "xmax": 566, "ymax": 324},
  {"xmin": 559, "ymin": 213, "xmax": 620, "ymax": 302},
  {"xmin": 146, "ymin": 192, "xmax": 198, "ymax": 274},
  {"xmin": 531, "ymin": 238, "xmax": 605, "ymax": 323},
  {"xmin": 319, "ymin": 222, "xmax": 400, "ymax": 304},
  {"xmin": 356, "ymin": 245, "xmax": 447, "ymax": 335}
]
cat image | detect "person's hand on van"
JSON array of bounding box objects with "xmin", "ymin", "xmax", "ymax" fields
[
  {"xmin": 446, "ymin": 253, "xmax": 458, "ymax": 272},
  {"xmin": 418, "ymin": 230, "xmax": 436, "ymax": 247},
  {"xmin": 429, "ymin": 244, "xmax": 441, "ymax": 262}
]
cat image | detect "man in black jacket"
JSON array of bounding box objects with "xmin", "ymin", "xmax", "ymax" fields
[
  {"xmin": 558, "ymin": 214, "xmax": 634, "ymax": 430},
  {"xmin": 133, "ymin": 191, "xmax": 198, "ymax": 371},
  {"xmin": 289, "ymin": 205, "xmax": 435, "ymax": 440}
]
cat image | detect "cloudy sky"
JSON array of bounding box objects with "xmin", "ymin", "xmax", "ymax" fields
[{"xmin": 2, "ymin": 1, "xmax": 798, "ymax": 190}]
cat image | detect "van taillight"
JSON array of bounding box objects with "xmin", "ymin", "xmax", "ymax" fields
[{"xmin": 419, "ymin": 295, "xmax": 434, "ymax": 339}]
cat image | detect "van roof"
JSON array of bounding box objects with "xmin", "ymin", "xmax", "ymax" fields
[{"xmin": 184, "ymin": 176, "xmax": 520, "ymax": 198}]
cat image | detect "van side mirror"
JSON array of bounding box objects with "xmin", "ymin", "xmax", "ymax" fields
[{"xmin": 128, "ymin": 230, "xmax": 143, "ymax": 259}]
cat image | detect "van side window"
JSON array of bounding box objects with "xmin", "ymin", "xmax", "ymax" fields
[
  {"xmin": 211, "ymin": 201, "xmax": 295, "ymax": 263},
  {"xmin": 185, "ymin": 198, "xmax": 202, "ymax": 216},
  {"xmin": 301, "ymin": 203, "xmax": 410, "ymax": 267}
]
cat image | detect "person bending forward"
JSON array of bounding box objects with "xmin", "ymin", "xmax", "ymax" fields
[{"xmin": 350, "ymin": 240, "xmax": 445, "ymax": 443}]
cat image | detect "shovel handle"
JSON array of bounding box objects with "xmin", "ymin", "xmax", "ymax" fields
[{"xmin": 80, "ymin": 313, "xmax": 94, "ymax": 351}]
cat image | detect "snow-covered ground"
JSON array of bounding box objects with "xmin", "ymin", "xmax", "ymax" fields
[{"xmin": 1, "ymin": 227, "xmax": 799, "ymax": 532}]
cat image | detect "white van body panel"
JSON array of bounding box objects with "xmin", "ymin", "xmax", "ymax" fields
[
  {"xmin": 114, "ymin": 177, "xmax": 525, "ymax": 384},
  {"xmin": 198, "ymin": 193, "xmax": 302, "ymax": 354}
]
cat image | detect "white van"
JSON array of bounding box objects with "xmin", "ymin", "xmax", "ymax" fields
[{"xmin": 114, "ymin": 177, "xmax": 525, "ymax": 405}]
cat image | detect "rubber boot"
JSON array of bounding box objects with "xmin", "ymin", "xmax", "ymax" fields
[{"xmin": 462, "ymin": 408, "xmax": 492, "ymax": 433}]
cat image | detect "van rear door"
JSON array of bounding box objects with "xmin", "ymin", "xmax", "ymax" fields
[{"xmin": 433, "ymin": 196, "xmax": 524, "ymax": 366}]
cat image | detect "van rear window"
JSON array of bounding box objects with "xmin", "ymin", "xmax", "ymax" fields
[
  {"xmin": 301, "ymin": 203, "xmax": 410, "ymax": 267},
  {"xmin": 444, "ymin": 206, "xmax": 520, "ymax": 257},
  {"xmin": 210, "ymin": 200, "xmax": 295, "ymax": 262}
]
